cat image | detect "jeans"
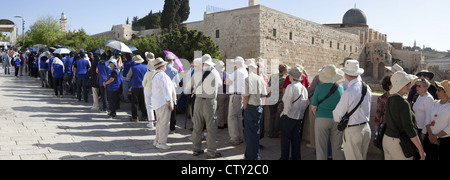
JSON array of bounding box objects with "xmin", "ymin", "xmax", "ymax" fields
[
  {"xmin": 76, "ymin": 76, "xmax": 88, "ymax": 102},
  {"xmin": 280, "ymin": 115, "xmax": 303, "ymax": 160},
  {"xmin": 244, "ymin": 105, "xmax": 263, "ymax": 160},
  {"xmin": 122, "ymin": 79, "xmax": 131, "ymax": 101}
]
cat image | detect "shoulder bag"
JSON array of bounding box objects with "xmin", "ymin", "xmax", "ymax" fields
[{"xmin": 337, "ymin": 82, "xmax": 368, "ymax": 131}]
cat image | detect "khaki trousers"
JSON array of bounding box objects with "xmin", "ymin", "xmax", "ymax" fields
[
  {"xmin": 192, "ymin": 98, "xmax": 218, "ymax": 155},
  {"xmin": 155, "ymin": 105, "xmax": 171, "ymax": 144},
  {"xmin": 343, "ymin": 123, "xmax": 371, "ymax": 160},
  {"xmin": 383, "ymin": 135, "xmax": 414, "ymax": 160},
  {"xmin": 228, "ymin": 95, "xmax": 244, "ymax": 142}
]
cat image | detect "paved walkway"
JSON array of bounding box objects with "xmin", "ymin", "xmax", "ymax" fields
[{"xmin": 0, "ymin": 69, "xmax": 320, "ymax": 160}]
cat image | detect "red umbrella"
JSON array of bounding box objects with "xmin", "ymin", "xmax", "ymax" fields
[{"xmin": 163, "ymin": 50, "xmax": 183, "ymax": 72}]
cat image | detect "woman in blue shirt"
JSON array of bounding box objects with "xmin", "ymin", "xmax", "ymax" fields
[
  {"xmin": 103, "ymin": 59, "xmax": 120, "ymax": 119},
  {"xmin": 52, "ymin": 55, "xmax": 65, "ymax": 97}
]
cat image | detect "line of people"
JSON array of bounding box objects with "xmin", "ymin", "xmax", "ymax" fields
[{"xmin": 4, "ymin": 47, "xmax": 449, "ymax": 160}]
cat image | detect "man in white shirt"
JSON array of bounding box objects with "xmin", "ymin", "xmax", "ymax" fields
[
  {"xmin": 189, "ymin": 54, "xmax": 223, "ymax": 159},
  {"xmin": 333, "ymin": 60, "xmax": 372, "ymax": 160},
  {"xmin": 225, "ymin": 56, "xmax": 248, "ymax": 145}
]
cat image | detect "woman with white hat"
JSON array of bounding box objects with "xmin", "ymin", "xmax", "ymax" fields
[
  {"xmin": 383, "ymin": 71, "xmax": 426, "ymax": 160},
  {"xmin": 279, "ymin": 66, "xmax": 309, "ymax": 160},
  {"xmin": 311, "ymin": 65, "xmax": 345, "ymax": 160},
  {"xmin": 423, "ymin": 80, "xmax": 450, "ymax": 160}
]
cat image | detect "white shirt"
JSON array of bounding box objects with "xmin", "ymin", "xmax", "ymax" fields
[
  {"xmin": 412, "ymin": 92, "xmax": 434, "ymax": 131},
  {"xmin": 243, "ymin": 72, "xmax": 268, "ymax": 106},
  {"xmin": 228, "ymin": 67, "xmax": 248, "ymax": 94},
  {"xmin": 424, "ymin": 100, "xmax": 450, "ymax": 138},
  {"xmin": 151, "ymin": 70, "xmax": 176, "ymax": 110},
  {"xmin": 333, "ymin": 77, "xmax": 372, "ymax": 125},
  {"xmin": 281, "ymin": 81, "xmax": 309, "ymax": 120}
]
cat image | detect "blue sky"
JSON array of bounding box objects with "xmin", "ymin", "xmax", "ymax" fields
[{"xmin": 1, "ymin": 0, "xmax": 449, "ymax": 51}]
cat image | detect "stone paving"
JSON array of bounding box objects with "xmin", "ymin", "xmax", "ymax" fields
[{"xmin": 0, "ymin": 69, "xmax": 320, "ymax": 160}]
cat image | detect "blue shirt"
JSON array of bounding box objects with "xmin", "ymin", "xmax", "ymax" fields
[
  {"xmin": 53, "ymin": 63, "xmax": 65, "ymax": 78},
  {"xmin": 106, "ymin": 69, "xmax": 120, "ymax": 92},
  {"xmin": 98, "ymin": 63, "xmax": 111, "ymax": 86},
  {"xmin": 130, "ymin": 64, "xmax": 147, "ymax": 89},
  {"xmin": 64, "ymin": 57, "xmax": 74, "ymax": 74},
  {"xmin": 165, "ymin": 63, "xmax": 178, "ymax": 81},
  {"xmin": 14, "ymin": 58, "xmax": 21, "ymax": 67},
  {"xmin": 74, "ymin": 59, "xmax": 90, "ymax": 77},
  {"xmin": 39, "ymin": 57, "xmax": 48, "ymax": 70},
  {"xmin": 47, "ymin": 57, "xmax": 54, "ymax": 72},
  {"xmin": 122, "ymin": 60, "xmax": 134, "ymax": 78}
]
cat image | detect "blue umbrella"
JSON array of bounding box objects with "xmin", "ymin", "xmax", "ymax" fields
[{"xmin": 128, "ymin": 45, "xmax": 138, "ymax": 52}]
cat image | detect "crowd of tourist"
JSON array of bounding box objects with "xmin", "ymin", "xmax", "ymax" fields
[{"xmin": 1, "ymin": 47, "xmax": 449, "ymax": 160}]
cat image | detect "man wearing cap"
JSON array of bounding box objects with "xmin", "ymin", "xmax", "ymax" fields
[
  {"xmin": 333, "ymin": 59, "xmax": 372, "ymax": 160},
  {"xmin": 127, "ymin": 55, "xmax": 148, "ymax": 122},
  {"xmin": 242, "ymin": 59, "xmax": 268, "ymax": 160},
  {"xmin": 225, "ymin": 56, "xmax": 249, "ymax": 145},
  {"xmin": 188, "ymin": 54, "xmax": 223, "ymax": 159},
  {"xmin": 152, "ymin": 58, "xmax": 176, "ymax": 150},
  {"xmin": 165, "ymin": 54, "xmax": 181, "ymax": 133},
  {"xmin": 408, "ymin": 70, "xmax": 438, "ymax": 105}
]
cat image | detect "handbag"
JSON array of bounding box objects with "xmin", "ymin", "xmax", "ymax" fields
[
  {"xmin": 387, "ymin": 97, "xmax": 418, "ymax": 158},
  {"xmin": 337, "ymin": 82, "xmax": 368, "ymax": 131}
]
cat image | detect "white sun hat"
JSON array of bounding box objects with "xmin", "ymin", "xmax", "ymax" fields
[
  {"xmin": 341, "ymin": 59, "xmax": 364, "ymax": 76},
  {"xmin": 390, "ymin": 71, "xmax": 418, "ymax": 94},
  {"xmin": 319, "ymin": 65, "xmax": 345, "ymax": 83}
]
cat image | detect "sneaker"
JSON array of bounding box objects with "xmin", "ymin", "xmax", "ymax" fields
[
  {"xmin": 156, "ymin": 143, "xmax": 171, "ymax": 150},
  {"xmin": 153, "ymin": 141, "xmax": 158, "ymax": 147},
  {"xmin": 60, "ymin": 95, "xmax": 63, "ymax": 98},
  {"xmin": 147, "ymin": 122, "xmax": 155, "ymax": 129},
  {"xmin": 226, "ymin": 140, "xmax": 240, "ymax": 146}
]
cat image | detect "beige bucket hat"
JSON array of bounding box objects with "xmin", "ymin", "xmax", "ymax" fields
[
  {"xmin": 319, "ymin": 65, "xmax": 345, "ymax": 83},
  {"xmin": 435, "ymin": 80, "xmax": 450, "ymax": 98},
  {"xmin": 390, "ymin": 71, "xmax": 418, "ymax": 94}
]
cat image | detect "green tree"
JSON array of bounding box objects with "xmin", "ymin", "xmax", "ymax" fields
[
  {"xmin": 161, "ymin": 0, "xmax": 180, "ymax": 31},
  {"xmin": 27, "ymin": 15, "xmax": 63, "ymax": 47},
  {"xmin": 177, "ymin": 0, "xmax": 190, "ymax": 23}
]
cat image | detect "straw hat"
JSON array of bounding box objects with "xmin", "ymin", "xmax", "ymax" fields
[
  {"xmin": 319, "ymin": 65, "xmax": 345, "ymax": 83},
  {"xmin": 341, "ymin": 59, "xmax": 364, "ymax": 76},
  {"xmin": 390, "ymin": 71, "xmax": 418, "ymax": 94},
  {"xmin": 132, "ymin": 55, "xmax": 145, "ymax": 64},
  {"xmin": 153, "ymin": 58, "xmax": 168, "ymax": 70},
  {"xmin": 435, "ymin": 80, "xmax": 450, "ymax": 98},
  {"xmin": 288, "ymin": 66, "xmax": 304, "ymax": 81}
]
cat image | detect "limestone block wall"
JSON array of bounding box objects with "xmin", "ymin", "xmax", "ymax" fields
[
  {"xmin": 259, "ymin": 6, "xmax": 362, "ymax": 78},
  {"xmin": 200, "ymin": 6, "xmax": 262, "ymax": 60},
  {"xmin": 392, "ymin": 49, "xmax": 425, "ymax": 74}
]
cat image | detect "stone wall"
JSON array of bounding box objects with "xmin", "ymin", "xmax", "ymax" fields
[
  {"xmin": 259, "ymin": 6, "xmax": 362, "ymax": 78},
  {"xmin": 391, "ymin": 49, "xmax": 425, "ymax": 74}
]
